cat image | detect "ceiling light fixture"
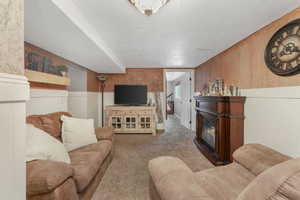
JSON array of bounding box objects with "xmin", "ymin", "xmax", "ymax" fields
[{"xmin": 128, "ymin": 0, "xmax": 170, "ymax": 16}]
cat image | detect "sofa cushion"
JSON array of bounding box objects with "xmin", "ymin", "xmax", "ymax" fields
[
  {"xmin": 233, "ymin": 144, "xmax": 290, "ymax": 176},
  {"xmin": 195, "ymin": 163, "xmax": 255, "ymax": 200},
  {"xmin": 72, "ymin": 140, "xmax": 112, "ymax": 153},
  {"xmin": 26, "ymin": 124, "xmax": 71, "ymax": 164},
  {"xmin": 61, "ymin": 115, "xmax": 97, "ymax": 152},
  {"xmin": 28, "ymin": 178, "xmax": 79, "ymax": 200},
  {"xmin": 69, "ymin": 141, "xmax": 112, "ymax": 192},
  {"xmin": 27, "ymin": 112, "xmax": 71, "ymax": 141},
  {"xmin": 95, "ymin": 127, "xmax": 114, "ymax": 141},
  {"xmin": 149, "ymin": 156, "xmax": 214, "ymax": 200},
  {"xmin": 237, "ymin": 158, "xmax": 300, "ymax": 200},
  {"xmin": 40, "ymin": 116, "xmax": 62, "ymax": 140},
  {"xmin": 27, "ymin": 160, "xmax": 74, "ymax": 196}
]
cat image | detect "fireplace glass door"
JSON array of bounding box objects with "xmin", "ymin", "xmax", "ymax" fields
[{"xmin": 202, "ymin": 118, "xmax": 216, "ymax": 149}]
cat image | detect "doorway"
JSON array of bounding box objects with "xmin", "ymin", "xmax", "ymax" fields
[{"xmin": 164, "ymin": 69, "xmax": 195, "ymax": 130}]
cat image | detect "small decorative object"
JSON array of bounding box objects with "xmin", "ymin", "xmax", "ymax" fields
[
  {"xmin": 199, "ymin": 78, "xmax": 241, "ymax": 97},
  {"xmin": 154, "ymin": 92, "xmax": 164, "ymax": 124},
  {"xmin": 57, "ymin": 65, "xmax": 68, "ymax": 77},
  {"xmin": 265, "ymin": 18, "xmax": 300, "ymax": 76},
  {"xmin": 148, "ymin": 98, "xmax": 152, "ymax": 106},
  {"xmin": 128, "ymin": 0, "xmax": 171, "ymax": 16},
  {"xmin": 25, "ymin": 50, "xmax": 69, "ymax": 77}
]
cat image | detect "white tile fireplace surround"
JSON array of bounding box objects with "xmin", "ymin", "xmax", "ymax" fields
[{"xmin": 0, "ymin": 73, "xmax": 29, "ymax": 200}]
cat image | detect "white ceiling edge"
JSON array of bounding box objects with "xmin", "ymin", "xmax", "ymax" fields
[
  {"xmin": 50, "ymin": 0, "xmax": 125, "ymax": 73},
  {"xmin": 197, "ymin": 4, "xmax": 300, "ymax": 67},
  {"xmin": 24, "ymin": 0, "xmax": 124, "ymax": 74}
]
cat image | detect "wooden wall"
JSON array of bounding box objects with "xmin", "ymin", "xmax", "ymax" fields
[
  {"xmin": 195, "ymin": 7, "xmax": 300, "ymax": 91},
  {"xmin": 25, "ymin": 42, "xmax": 99, "ymax": 91},
  {"xmin": 98, "ymin": 68, "xmax": 164, "ymax": 92},
  {"xmin": 87, "ymin": 70, "xmax": 99, "ymax": 92}
]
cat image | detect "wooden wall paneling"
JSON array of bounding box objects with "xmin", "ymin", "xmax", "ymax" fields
[
  {"xmin": 87, "ymin": 70, "xmax": 99, "ymax": 92},
  {"xmin": 98, "ymin": 68, "xmax": 164, "ymax": 92}
]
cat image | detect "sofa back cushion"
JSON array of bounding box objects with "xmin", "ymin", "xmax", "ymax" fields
[
  {"xmin": 237, "ymin": 158, "xmax": 300, "ymax": 200},
  {"xmin": 61, "ymin": 115, "xmax": 97, "ymax": 152},
  {"xmin": 27, "ymin": 112, "xmax": 71, "ymax": 141},
  {"xmin": 233, "ymin": 144, "xmax": 290, "ymax": 176},
  {"xmin": 26, "ymin": 124, "xmax": 71, "ymax": 164}
]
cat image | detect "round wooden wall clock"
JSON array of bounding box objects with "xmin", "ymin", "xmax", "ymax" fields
[{"xmin": 265, "ymin": 19, "xmax": 300, "ymax": 76}]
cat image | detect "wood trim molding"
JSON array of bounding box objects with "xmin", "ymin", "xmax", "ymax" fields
[
  {"xmin": 29, "ymin": 82, "xmax": 67, "ymax": 90},
  {"xmin": 0, "ymin": 73, "xmax": 29, "ymax": 102},
  {"xmin": 25, "ymin": 70, "xmax": 70, "ymax": 86}
]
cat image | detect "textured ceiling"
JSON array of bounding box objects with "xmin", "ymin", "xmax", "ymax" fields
[{"xmin": 25, "ymin": 0, "xmax": 300, "ymax": 73}]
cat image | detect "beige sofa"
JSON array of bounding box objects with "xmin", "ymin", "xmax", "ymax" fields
[
  {"xmin": 26, "ymin": 112, "xmax": 114, "ymax": 200},
  {"xmin": 148, "ymin": 144, "xmax": 300, "ymax": 200}
]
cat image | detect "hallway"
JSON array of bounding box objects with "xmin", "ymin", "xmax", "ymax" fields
[{"xmin": 92, "ymin": 116, "xmax": 213, "ymax": 200}]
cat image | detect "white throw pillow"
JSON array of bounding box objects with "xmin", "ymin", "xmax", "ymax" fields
[
  {"xmin": 26, "ymin": 124, "xmax": 71, "ymax": 164},
  {"xmin": 61, "ymin": 115, "xmax": 97, "ymax": 152}
]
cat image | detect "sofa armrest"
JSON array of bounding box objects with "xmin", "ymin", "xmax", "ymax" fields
[
  {"xmin": 233, "ymin": 144, "xmax": 291, "ymax": 176},
  {"xmin": 27, "ymin": 160, "xmax": 74, "ymax": 196},
  {"xmin": 148, "ymin": 157, "xmax": 213, "ymax": 200},
  {"xmin": 95, "ymin": 127, "xmax": 114, "ymax": 141}
]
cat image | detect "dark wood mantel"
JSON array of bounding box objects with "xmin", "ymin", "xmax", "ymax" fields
[{"xmin": 194, "ymin": 96, "xmax": 246, "ymax": 166}]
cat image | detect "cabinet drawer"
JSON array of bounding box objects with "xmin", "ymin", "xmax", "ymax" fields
[
  {"xmin": 111, "ymin": 110, "xmax": 123, "ymax": 115},
  {"xmin": 140, "ymin": 110, "xmax": 152, "ymax": 115},
  {"xmin": 126, "ymin": 111, "xmax": 137, "ymax": 115}
]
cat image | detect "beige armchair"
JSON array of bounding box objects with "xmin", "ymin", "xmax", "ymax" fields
[{"xmin": 148, "ymin": 144, "xmax": 300, "ymax": 200}]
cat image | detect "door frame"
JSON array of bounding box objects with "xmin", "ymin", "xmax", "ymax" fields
[{"xmin": 164, "ymin": 69, "xmax": 195, "ymax": 130}]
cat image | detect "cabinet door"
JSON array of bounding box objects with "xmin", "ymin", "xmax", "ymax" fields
[
  {"xmin": 111, "ymin": 116, "xmax": 123, "ymax": 129},
  {"xmin": 125, "ymin": 116, "xmax": 137, "ymax": 129},
  {"xmin": 139, "ymin": 115, "xmax": 152, "ymax": 129}
]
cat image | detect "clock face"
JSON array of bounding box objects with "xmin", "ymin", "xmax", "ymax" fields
[{"xmin": 265, "ymin": 19, "xmax": 300, "ymax": 76}]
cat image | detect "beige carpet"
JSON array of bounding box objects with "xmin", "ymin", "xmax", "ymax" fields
[{"xmin": 92, "ymin": 116, "xmax": 213, "ymax": 200}]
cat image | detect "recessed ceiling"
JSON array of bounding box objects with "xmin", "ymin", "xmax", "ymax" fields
[{"xmin": 25, "ymin": 0, "xmax": 300, "ymax": 73}]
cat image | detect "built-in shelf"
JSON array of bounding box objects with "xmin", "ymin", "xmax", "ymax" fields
[{"xmin": 25, "ymin": 69, "xmax": 71, "ymax": 86}]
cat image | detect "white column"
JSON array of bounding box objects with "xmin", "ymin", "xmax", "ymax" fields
[{"xmin": 0, "ymin": 73, "xmax": 29, "ymax": 200}]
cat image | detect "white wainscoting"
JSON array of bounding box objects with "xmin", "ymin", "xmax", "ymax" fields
[
  {"xmin": 68, "ymin": 92, "xmax": 99, "ymax": 127},
  {"xmin": 87, "ymin": 92, "xmax": 99, "ymax": 127},
  {"xmin": 0, "ymin": 73, "xmax": 29, "ymax": 200},
  {"xmin": 98, "ymin": 92, "xmax": 113, "ymax": 127},
  {"xmin": 68, "ymin": 92, "xmax": 88, "ymax": 118},
  {"xmin": 242, "ymin": 86, "xmax": 300, "ymax": 157},
  {"xmin": 27, "ymin": 89, "xmax": 68, "ymax": 115}
]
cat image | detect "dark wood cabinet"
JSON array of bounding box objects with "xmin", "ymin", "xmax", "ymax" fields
[{"xmin": 194, "ymin": 96, "xmax": 246, "ymax": 166}]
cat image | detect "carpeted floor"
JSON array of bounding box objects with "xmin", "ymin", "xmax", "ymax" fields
[{"xmin": 92, "ymin": 116, "xmax": 213, "ymax": 200}]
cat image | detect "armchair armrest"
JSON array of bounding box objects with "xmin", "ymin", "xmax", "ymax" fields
[
  {"xmin": 233, "ymin": 144, "xmax": 291, "ymax": 176},
  {"xmin": 148, "ymin": 157, "xmax": 213, "ymax": 200},
  {"xmin": 95, "ymin": 127, "xmax": 114, "ymax": 141},
  {"xmin": 27, "ymin": 160, "xmax": 73, "ymax": 196}
]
